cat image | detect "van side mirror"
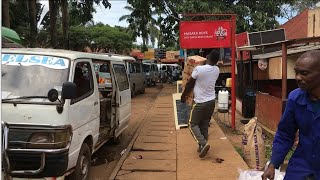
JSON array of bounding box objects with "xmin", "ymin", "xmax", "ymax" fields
[
  {"xmin": 48, "ymin": 89, "xmax": 59, "ymax": 102},
  {"xmin": 62, "ymin": 82, "xmax": 76, "ymax": 99}
]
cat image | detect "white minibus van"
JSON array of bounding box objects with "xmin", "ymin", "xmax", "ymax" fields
[{"xmin": 2, "ymin": 48, "xmax": 131, "ymax": 180}]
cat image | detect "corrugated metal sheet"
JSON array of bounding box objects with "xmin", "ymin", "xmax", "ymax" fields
[{"xmin": 252, "ymin": 44, "xmax": 320, "ymax": 60}]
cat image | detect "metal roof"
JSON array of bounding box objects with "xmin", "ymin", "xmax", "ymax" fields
[
  {"xmin": 2, "ymin": 48, "xmax": 124, "ymax": 62},
  {"xmin": 252, "ymin": 44, "xmax": 320, "ymax": 59}
]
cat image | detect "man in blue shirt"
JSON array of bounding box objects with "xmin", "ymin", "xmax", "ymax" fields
[{"xmin": 262, "ymin": 50, "xmax": 320, "ymax": 180}]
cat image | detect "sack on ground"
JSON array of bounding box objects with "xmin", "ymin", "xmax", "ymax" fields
[
  {"xmin": 237, "ymin": 169, "xmax": 285, "ymax": 180},
  {"xmin": 242, "ymin": 117, "xmax": 266, "ymax": 170}
]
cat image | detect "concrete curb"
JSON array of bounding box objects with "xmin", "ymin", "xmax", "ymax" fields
[{"xmin": 108, "ymin": 87, "xmax": 165, "ymax": 180}]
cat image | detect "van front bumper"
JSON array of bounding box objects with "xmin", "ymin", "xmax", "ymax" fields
[
  {"xmin": 5, "ymin": 149, "xmax": 68, "ymax": 178},
  {"xmin": 2, "ymin": 122, "xmax": 72, "ymax": 179}
]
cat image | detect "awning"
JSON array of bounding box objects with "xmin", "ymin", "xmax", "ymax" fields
[{"xmin": 2, "ymin": 27, "xmax": 23, "ymax": 48}]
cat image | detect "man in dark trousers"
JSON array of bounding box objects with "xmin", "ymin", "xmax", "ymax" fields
[
  {"xmin": 262, "ymin": 50, "xmax": 320, "ymax": 180},
  {"xmin": 181, "ymin": 50, "xmax": 220, "ymax": 158}
]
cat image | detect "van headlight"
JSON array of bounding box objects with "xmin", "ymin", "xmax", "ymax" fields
[{"xmin": 27, "ymin": 128, "xmax": 72, "ymax": 149}]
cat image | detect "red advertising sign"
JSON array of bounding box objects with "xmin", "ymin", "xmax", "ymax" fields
[{"xmin": 179, "ymin": 20, "xmax": 232, "ymax": 49}]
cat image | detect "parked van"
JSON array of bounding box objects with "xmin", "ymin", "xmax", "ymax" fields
[
  {"xmin": 157, "ymin": 63, "xmax": 182, "ymax": 82},
  {"xmin": 110, "ymin": 54, "xmax": 146, "ymax": 97},
  {"xmin": 158, "ymin": 63, "xmax": 182, "ymax": 74},
  {"xmin": 1, "ymin": 48, "xmax": 131, "ymax": 179},
  {"xmin": 142, "ymin": 62, "xmax": 159, "ymax": 86}
]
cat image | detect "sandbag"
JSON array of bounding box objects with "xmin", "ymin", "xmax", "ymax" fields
[{"xmin": 242, "ymin": 117, "xmax": 266, "ymax": 170}]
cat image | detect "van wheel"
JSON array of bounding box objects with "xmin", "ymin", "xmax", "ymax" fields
[
  {"xmin": 68, "ymin": 143, "xmax": 91, "ymax": 180},
  {"xmin": 111, "ymin": 133, "xmax": 121, "ymax": 145},
  {"xmin": 131, "ymin": 85, "xmax": 136, "ymax": 98}
]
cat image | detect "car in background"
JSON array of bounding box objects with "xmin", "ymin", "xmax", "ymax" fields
[
  {"xmin": 142, "ymin": 62, "xmax": 159, "ymax": 86},
  {"xmin": 108, "ymin": 54, "xmax": 146, "ymax": 97}
]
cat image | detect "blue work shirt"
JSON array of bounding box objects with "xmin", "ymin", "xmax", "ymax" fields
[{"xmin": 271, "ymin": 88, "xmax": 320, "ymax": 179}]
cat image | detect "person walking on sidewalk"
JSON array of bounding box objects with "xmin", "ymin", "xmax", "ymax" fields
[
  {"xmin": 262, "ymin": 50, "xmax": 320, "ymax": 180},
  {"xmin": 181, "ymin": 50, "xmax": 220, "ymax": 158}
]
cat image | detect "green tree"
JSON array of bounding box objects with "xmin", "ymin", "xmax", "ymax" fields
[
  {"xmin": 280, "ymin": 0, "xmax": 319, "ymax": 20},
  {"xmin": 28, "ymin": 0, "xmax": 38, "ymax": 47},
  {"xmin": 61, "ymin": 0, "xmax": 69, "ymax": 49},
  {"xmin": 69, "ymin": 24, "xmax": 134, "ymax": 54},
  {"xmin": 49, "ymin": 0, "xmax": 58, "ymax": 48},
  {"xmin": 2, "ymin": 0, "xmax": 10, "ymax": 27},
  {"xmin": 6, "ymin": 0, "xmax": 43, "ymax": 47},
  {"xmin": 145, "ymin": 0, "xmax": 296, "ymax": 48},
  {"xmin": 38, "ymin": 0, "xmax": 111, "ymax": 49},
  {"xmin": 69, "ymin": 0, "xmax": 111, "ymax": 26},
  {"xmin": 119, "ymin": 2, "xmax": 158, "ymax": 52}
]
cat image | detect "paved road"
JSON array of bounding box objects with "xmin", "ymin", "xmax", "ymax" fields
[{"xmin": 88, "ymin": 86, "xmax": 162, "ymax": 180}]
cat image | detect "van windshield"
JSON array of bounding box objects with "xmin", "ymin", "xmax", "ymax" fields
[
  {"xmin": 143, "ymin": 64, "xmax": 150, "ymax": 72},
  {"xmin": 1, "ymin": 54, "xmax": 69, "ymax": 102}
]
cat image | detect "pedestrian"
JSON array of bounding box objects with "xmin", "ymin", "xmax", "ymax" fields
[
  {"xmin": 262, "ymin": 50, "xmax": 320, "ymax": 180},
  {"xmin": 181, "ymin": 50, "xmax": 220, "ymax": 158}
]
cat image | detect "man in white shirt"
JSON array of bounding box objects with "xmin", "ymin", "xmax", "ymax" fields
[{"xmin": 181, "ymin": 50, "xmax": 220, "ymax": 158}]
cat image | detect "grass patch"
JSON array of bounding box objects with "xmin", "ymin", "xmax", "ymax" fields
[
  {"xmin": 265, "ymin": 145, "xmax": 295, "ymax": 161},
  {"xmin": 285, "ymin": 149, "xmax": 294, "ymax": 160},
  {"xmin": 235, "ymin": 146, "xmax": 244, "ymax": 158}
]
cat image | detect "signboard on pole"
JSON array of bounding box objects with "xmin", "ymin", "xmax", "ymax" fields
[{"xmin": 179, "ymin": 20, "xmax": 232, "ymax": 49}]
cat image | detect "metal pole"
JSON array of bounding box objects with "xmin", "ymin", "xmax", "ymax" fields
[
  {"xmin": 160, "ymin": 57, "xmax": 163, "ymax": 87},
  {"xmin": 231, "ymin": 15, "xmax": 236, "ymax": 130},
  {"xmin": 281, "ymin": 42, "xmax": 287, "ymax": 100},
  {"xmin": 184, "ymin": 49, "xmax": 187, "ymax": 65}
]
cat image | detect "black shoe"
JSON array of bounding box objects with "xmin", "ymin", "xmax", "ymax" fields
[
  {"xmin": 199, "ymin": 144, "xmax": 210, "ymax": 158},
  {"xmin": 197, "ymin": 144, "xmax": 201, "ymax": 153}
]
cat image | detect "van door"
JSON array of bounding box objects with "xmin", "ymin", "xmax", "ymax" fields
[
  {"xmin": 111, "ymin": 62, "xmax": 131, "ymax": 137},
  {"xmin": 133, "ymin": 62, "xmax": 144, "ymax": 91},
  {"xmin": 153, "ymin": 64, "xmax": 159, "ymax": 82},
  {"xmin": 127, "ymin": 62, "xmax": 134, "ymax": 95},
  {"xmin": 69, "ymin": 60, "xmax": 100, "ymax": 161}
]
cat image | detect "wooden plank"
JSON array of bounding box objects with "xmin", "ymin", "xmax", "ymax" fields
[
  {"xmin": 133, "ymin": 142, "xmax": 176, "ymax": 151},
  {"xmin": 139, "ymin": 130, "xmax": 176, "ymax": 137},
  {"xmin": 116, "ymin": 170, "xmax": 176, "ymax": 180},
  {"xmin": 129, "ymin": 151, "xmax": 176, "ymax": 160},
  {"xmin": 121, "ymin": 159, "xmax": 176, "ymax": 172},
  {"xmin": 135, "ymin": 136, "xmax": 176, "ymax": 144}
]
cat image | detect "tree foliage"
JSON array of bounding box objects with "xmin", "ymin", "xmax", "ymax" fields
[
  {"xmin": 68, "ymin": 24, "xmax": 134, "ymax": 54},
  {"xmin": 280, "ymin": 0, "xmax": 319, "ymax": 20},
  {"xmin": 8, "ymin": 0, "xmax": 43, "ymax": 47},
  {"xmin": 69, "ymin": 0, "xmax": 111, "ymax": 26},
  {"xmin": 121, "ymin": 0, "xmax": 296, "ymax": 49},
  {"xmin": 119, "ymin": 1, "xmax": 158, "ymax": 52}
]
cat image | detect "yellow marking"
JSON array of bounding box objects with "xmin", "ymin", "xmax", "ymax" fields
[{"xmin": 188, "ymin": 103, "xmax": 199, "ymax": 144}]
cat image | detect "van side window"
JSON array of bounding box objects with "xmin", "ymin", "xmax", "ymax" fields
[
  {"xmin": 73, "ymin": 61, "xmax": 94, "ymax": 100},
  {"xmin": 99, "ymin": 64, "xmax": 109, "ymax": 73},
  {"xmin": 113, "ymin": 64, "xmax": 129, "ymax": 91},
  {"xmin": 133, "ymin": 63, "xmax": 141, "ymax": 73},
  {"xmin": 129, "ymin": 63, "xmax": 134, "ymax": 73},
  {"xmin": 154, "ymin": 65, "xmax": 158, "ymax": 72}
]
